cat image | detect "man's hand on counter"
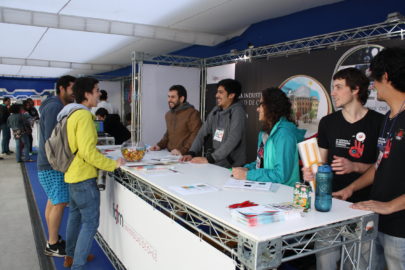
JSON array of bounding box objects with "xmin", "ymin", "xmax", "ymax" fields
[
  {"xmin": 190, "ymin": 157, "xmax": 208, "ymax": 164},
  {"xmin": 171, "ymin": 149, "xmax": 181, "ymax": 156},
  {"xmin": 180, "ymin": 155, "xmax": 193, "ymax": 162},
  {"xmin": 150, "ymin": 145, "xmax": 161, "ymax": 151}
]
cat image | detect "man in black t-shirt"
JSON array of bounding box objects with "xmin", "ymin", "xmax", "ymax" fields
[
  {"xmin": 95, "ymin": 108, "xmax": 131, "ymax": 145},
  {"xmin": 304, "ymin": 67, "xmax": 382, "ymax": 270},
  {"xmin": 334, "ymin": 47, "xmax": 405, "ymax": 270}
]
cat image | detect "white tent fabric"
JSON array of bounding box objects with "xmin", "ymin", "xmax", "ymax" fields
[
  {"xmin": 0, "ymin": 0, "xmax": 341, "ymax": 77},
  {"xmin": 141, "ymin": 64, "xmax": 200, "ymax": 146}
]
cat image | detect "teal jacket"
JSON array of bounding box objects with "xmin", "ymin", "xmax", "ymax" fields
[{"xmin": 244, "ymin": 117, "xmax": 305, "ymax": 186}]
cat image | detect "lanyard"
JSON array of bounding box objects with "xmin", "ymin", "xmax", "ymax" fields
[{"xmin": 380, "ymin": 100, "xmax": 405, "ymax": 141}]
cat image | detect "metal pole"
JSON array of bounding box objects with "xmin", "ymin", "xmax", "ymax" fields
[
  {"xmin": 131, "ymin": 51, "xmax": 136, "ymax": 144},
  {"xmin": 137, "ymin": 57, "xmax": 143, "ymax": 143},
  {"xmin": 200, "ymin": 58, "xmax": 207, "ymax": 120}
]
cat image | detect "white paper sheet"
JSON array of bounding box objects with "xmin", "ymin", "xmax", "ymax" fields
[
  {"xmin": 169, "ymin": 183, "xmax": 218, "ymax": 195},
  {"xmin": 223, "ymin": 178, "xmax": 272, "ymax": 191}
]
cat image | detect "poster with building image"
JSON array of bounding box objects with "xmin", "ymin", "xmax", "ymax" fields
[
  {"xmin": 333, "ymin": 44, "xmax": 389, "ymax": 114},
  {"xmin": 280, "ymin": 75, "xmax": 332, "ymax": 137}
]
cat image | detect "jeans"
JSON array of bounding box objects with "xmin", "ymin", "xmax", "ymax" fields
[
  {"xmin": 66, "ymin": 178, "xmax": 99, "ymax": 270},
  {"xmin": 28, "ymin": 133, "xmax": 33, "ymax": 152},
  {"xmin": 0, "ymin": 123, "xmax": 11, "ymax": 153},
  {"xmin": 15, "ymin": 134, "xmax": 30, "ymax": 162},
  {"xmin": 371, "ymin": 232, "xmax": 405, "ymax": 270}
]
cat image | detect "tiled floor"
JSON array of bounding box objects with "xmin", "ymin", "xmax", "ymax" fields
[{"xmin": 0, "ymin": 152, "xmax": 40, "ymax": 270}]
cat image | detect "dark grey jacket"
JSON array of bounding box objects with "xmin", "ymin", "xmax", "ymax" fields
[
  {"xmin": 189, "ymin": 102, "xmax": 246, "ymax": 168},
  {"xmin": 37, "ymin": 96, "xmax": 64, "ymax": 171}
]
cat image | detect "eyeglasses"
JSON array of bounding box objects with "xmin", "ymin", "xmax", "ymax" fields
[{"xmin": 258, "ymin": 102, "xmax": 264, "ymax": 107}]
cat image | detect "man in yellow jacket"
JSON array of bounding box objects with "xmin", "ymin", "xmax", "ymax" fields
[{"xmin": 58, "ymin": 77, "xmax": 125, "ymax": 270}]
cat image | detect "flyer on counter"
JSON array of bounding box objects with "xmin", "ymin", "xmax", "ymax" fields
[
  {"xmin": 126, "ymin": 165, "xmax": 179, "ymax": 176},
  {"xmin": 223, "ymin": 178, "xmax": 272, "ymax": 191},
  {"xmin": 149, "ymin": 155, "xmax": 180, "ymax": 162},
  {"xmin": 169, "ymin": 183, "xmax": 218, "ymax": 195}
]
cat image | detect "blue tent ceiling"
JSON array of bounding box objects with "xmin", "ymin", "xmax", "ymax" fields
[
  {"xmin": 174, "ymin": 0, "xmax": 405, "ymax": 58},
  {"xmin": 104, "ymin": 0, "xmax": 405, "ymax": 77}
]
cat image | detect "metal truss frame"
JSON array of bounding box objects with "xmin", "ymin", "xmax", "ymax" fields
[
  {"xmin": 101, "ymin": 170, "xmax": 378, "ymax": 270},
  {"xmin": 129, "ymin": 17, "xmax": 405, "ymax": 127},
  {"xmin": 114, "ymin": 170, "xmax": 241, "ymax": 259},
  {"xmin": 132, "ymin": 52, "xmax": 202, "ymax": 68},
  {"xmin": 237, "ymin": 214, "xmax": 377, "ymax": 270},
  {"xmin": 129, "ymin": 51, "xmax": 202, "ymax": 143},
  {"xmin": 130, "ymin": 18, "xmax": 405, "ymax": 70},
  {"xmin": 95, "ymin": 232, "xmax": 127, "ymax": 270},
  {"xmin": 204, "ymin": 19, "xmax": 405, "ymax": 67}
]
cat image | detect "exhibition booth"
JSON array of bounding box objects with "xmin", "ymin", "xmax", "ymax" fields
[
  {"xmin": 92, "ymin": 17, "xmax": 405, "ymax": 270},
  {"xmin": 1, "ymin": 1, "xmax": 404, "ymax": 269},
  {"xmin": 96, "ymin": 147, "xmax": 376, "ymax": 270}
]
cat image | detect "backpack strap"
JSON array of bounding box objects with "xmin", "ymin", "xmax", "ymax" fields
[
  {"xmin": 64, "ymin": 108, "xmax": 85, "ymax": 155},
  {"xmin": 66, "ymin": 108, "xmax": 84, "ymax": 119}
]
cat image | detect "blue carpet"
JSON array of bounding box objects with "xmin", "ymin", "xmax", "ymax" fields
[{"xmin": 24, "ymin": 156, "xmax": 115, "ymax": 270}]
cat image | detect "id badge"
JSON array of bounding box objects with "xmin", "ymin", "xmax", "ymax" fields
[
  {"xmin": 375, "ymin": 151, "xmax": 383, "ymax": 169},
  {"xmin": 213, "ymin": 129, "xmax": 225, "ymax": 142}
]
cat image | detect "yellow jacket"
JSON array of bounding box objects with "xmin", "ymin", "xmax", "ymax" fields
[{"xmin": 65, "ymin": 109, "xmax": 116, "ymax": 183}]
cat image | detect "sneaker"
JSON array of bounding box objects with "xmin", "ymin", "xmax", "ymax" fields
[
  {"xmin": 6, "ymin": 151, "xmax": 14, "ymax": 155},
  {"xmin": 58, "ymin": 235, "xmax": 66, "ymax": 249},
  {"xmin": 64, "ymin": 254, "xmax": 95, "ymax": 268},
  {"xmin": 44, "ymin": 242, "xmax": 66, "ymax": 257}
]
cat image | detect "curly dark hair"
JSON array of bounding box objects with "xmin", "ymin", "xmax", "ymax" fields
[
  {"xmin": 260, "ymin": 87, "xmax": 295, "ymax": 133},
  {"xmin": 369, "ymin": 47, "xmax": 405, "ymax": 93}
]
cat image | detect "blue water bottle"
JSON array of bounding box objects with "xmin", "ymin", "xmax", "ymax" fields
[{"xmin": 315, "ymin": 164, "xmax": 333, "ymax": 212}]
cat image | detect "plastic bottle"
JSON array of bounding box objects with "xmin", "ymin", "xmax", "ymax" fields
[
  {"xmin": 315, "ymin": 164, "xmax": 333, "ymax": 212},
  {"xmin": 97, "ymin": 170, "xmax": 107, "ymax": 191}
]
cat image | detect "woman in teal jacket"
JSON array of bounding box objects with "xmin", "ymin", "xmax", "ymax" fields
[{"xmin": 232, "ymin": 87, "xmax": 305, "ymax": 186}]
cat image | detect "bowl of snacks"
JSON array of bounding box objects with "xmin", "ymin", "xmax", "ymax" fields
[{"xmin": 121, "ymin": 140, "xmax": 146, "ymax": 162}]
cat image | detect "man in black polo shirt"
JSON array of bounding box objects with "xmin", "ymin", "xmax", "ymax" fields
[
  {"xmin": 303, "ymin": 67, "xmax": 383, "ymax": 269},
  {"xmin": 334, "ymin": 47, "xmax": 405, "ymax": 270}
]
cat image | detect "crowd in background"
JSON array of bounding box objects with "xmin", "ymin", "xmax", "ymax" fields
[{"xmin": 0, "ymin": 97, "xmax": 39, "ymax": 162}]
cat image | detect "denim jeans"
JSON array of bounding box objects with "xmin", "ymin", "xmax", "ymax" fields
[
  {"xmin": 66, "ymin": 178, "xmax": 100, "ymax": 270},
  {"xmin": 0, "ymin": 123, "xmax": 11, "ymax": 153},
  {"xmin": 371, "ymin": 232, "xmax": 405, "ymax": 270},
  {"xmin": 15, "ymin": 134, "xmax": 30, "ymax": 162}
]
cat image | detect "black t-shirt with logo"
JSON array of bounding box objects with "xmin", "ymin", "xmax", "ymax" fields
[
  {"xmin": 318, "ymin": 110, "xmax": 383, "ymax": 202},
  {"xmin": 371, "ymin": 110, "xmax": 405, "ymax": 238}
]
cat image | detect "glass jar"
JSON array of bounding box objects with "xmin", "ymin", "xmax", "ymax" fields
[{"xmin": 121, "ymin": 140, "xmax": 146, "ymax": 162}]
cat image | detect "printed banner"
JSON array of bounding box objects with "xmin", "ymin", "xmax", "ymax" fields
[{"xmin": 98, "ymin": 178, "xmax": 234, "ymax": 270}]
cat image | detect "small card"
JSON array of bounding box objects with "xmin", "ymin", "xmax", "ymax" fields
[
  {"xmin": 223, "ymin": 178, "xmax": 272, "ymax": 191},
  {"xmin": 169, "ymin": 183, "xmax": 218, "ymax": 195}
]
